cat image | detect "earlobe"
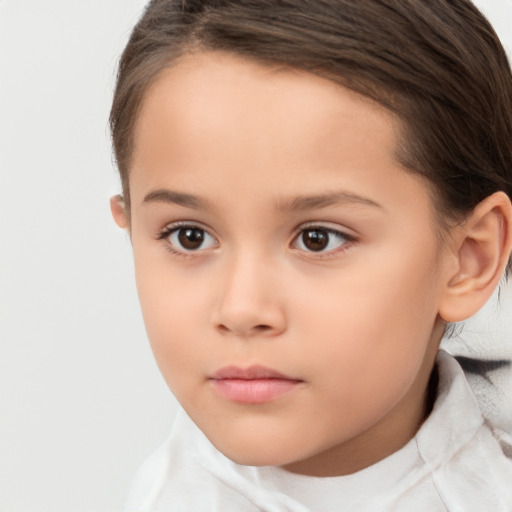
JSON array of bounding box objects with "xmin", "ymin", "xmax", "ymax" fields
[
  {"xmin": 439, "ymin": 191, "xmax": 512, "ymax": 323},
  {"xmin": 110, "ymin": 194, "xmax": 129, "ymax": 229}
]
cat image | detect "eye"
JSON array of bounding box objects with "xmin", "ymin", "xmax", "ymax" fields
[
  {"xmin": 161, "ymin": 224, "xmax": 218, "ymax": 253},
  {"xmin": 294, "ymin": 227, "xmax": 352, "ymax": 253}
]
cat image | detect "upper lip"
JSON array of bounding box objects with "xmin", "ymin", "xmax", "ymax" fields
[{"xmin": 210, "ymin": 365, "xmax": 301, "ymax": 381}]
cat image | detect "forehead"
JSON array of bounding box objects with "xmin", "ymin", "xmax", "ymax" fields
[
  {"xmin": 130, "ymin": 51, "xmax": 432, "ymax": 222},
  {"xmin": 133, "ymin": 52, "xmax": 398, "ymax": 163}
]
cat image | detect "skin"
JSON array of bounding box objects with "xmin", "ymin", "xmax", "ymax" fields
[{"xmin": 111, "ymin": 51, "xmax": 512, "ymax": 477}]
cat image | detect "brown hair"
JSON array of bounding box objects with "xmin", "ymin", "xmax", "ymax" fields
[{"xmin": 110, "ymin": 0, "xmax": 512, "ymax": 271}]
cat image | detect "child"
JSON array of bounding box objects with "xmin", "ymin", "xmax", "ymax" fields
[{"xmin": 109, "ymin": 0, "xmax": 512, "ymax": 510}]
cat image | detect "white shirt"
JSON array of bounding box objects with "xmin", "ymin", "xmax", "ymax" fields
[{"xmin": 124, "ymin": 350, "xmax": 512, "ymax": 511}]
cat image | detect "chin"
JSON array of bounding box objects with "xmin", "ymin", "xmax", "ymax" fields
[
  {"xmin": 223, "ymin": 448, "xmax": 293, "ymax": 467},
  {"xmin": 209, "ymin": 433, "xmax": 309, "ymax": 468},
  {"xmin": 228, "ymin": 449, "xmax": 283, "ymax": 467}
]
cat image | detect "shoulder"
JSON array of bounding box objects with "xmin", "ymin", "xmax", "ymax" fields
[
  {"xmin": 123, "ymin": 409, "xmax": 258, "ymax": 512},
  {"xmin": 413, "ymin": 351, "xmax": 512, "ymax": 511}
]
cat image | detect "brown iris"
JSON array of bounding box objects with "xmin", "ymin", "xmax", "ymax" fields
[
  {"xmin": 301, "ymin": 229, "xmax": 330, "ymax": 251},
  {"xmin": 177, "ymin": 228, "xmax": 205, "ymax": 250}
]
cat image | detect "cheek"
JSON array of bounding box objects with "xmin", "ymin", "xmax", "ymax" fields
[
  {"xmin": 291, "ymin": 246, "xmax": 441, "ymax": 399},
  {"xmin": 132, "ymin": 253, "xmax": 212, "ymax": 385}
]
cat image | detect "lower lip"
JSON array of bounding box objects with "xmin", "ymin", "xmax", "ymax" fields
[{"xmin": 210, "ymin": 378, "xmax": 301, "ymax": 404}]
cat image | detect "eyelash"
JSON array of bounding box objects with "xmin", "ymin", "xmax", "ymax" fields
[
  {"xmin": 291, "ymin": 224, "xmax": 356, "ymax": 258},
  {"xmin": 157, "ymin": 222, "xmax": 356, "ymax": 258},
  {"xmin": 157, "ymin": 221, "xmax": 218, "ymax": 257}
]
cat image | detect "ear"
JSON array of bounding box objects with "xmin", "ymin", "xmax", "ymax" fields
[
  {"xmin": 110, "ymin": 194, "xmax": 130, "ymax": 230},
  {"xmin": 438, "ymin": 192, "xmax": 512, "ymax": 323}
]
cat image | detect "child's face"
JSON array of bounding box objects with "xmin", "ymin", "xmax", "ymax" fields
[{"xmin": 119, "ymin": 52, "xmax": 454, "ymax": 476}]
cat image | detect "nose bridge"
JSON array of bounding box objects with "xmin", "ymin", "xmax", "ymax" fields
[{"xmin": 213, "ymin": 246, "xmax": 285, "ymax": 337}]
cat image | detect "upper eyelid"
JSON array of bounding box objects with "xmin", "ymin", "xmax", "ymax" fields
[
  {"xmin": 292, "ymin": 228, "xmax": 353, "ymax": 245},
  {"xmin": 158, "ymin": 220, "xmax": 215, "ymax": 237},
  {"xmin": 293, "ymin": 222, "xmax": 357, "ymax": 239}
]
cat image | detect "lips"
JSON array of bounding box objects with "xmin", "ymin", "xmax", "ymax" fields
[{"xmin": 209, "ymin": 365, "xmax": 303, "ymax": 404}]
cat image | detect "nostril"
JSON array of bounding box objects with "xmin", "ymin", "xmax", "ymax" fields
[
  {"xmin": 252, "ymin": 324, "xmax": 273, "ymax": 334},
  {"xmin": 216, "ymin": 323, "xmax": 274, "ymax": 336}
]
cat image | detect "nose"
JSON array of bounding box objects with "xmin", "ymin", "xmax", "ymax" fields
[{"xmin": 212, "ymin": 253, "xmax": 287, "ymax": 338}]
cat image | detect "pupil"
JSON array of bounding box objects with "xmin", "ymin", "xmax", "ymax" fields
[
  {"xmin": 303, "ymin": 229, "xmax": 328, "ymax": 251},
  {"xmin": 178, "ymin": 228, "xmax": 204, "ymax": 250}
]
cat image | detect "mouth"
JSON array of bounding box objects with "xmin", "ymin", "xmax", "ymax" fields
[{"xmin": 209, "ymin": 365, "xmax": 304, "ymax": 404}]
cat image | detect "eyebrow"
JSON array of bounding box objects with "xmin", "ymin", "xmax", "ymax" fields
[
  {"xmin": 142, "ymin": 188, "xmax": 383, "ymax": 212},
  {"xmin": 275, "ymin": 191, "xmax": 384, "ymax": 212},
  {"xmin": 142, "ymin": 189, "xmax": 210, "ymax": 209}
]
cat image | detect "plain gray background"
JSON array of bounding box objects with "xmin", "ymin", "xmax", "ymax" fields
[{"xmin": 1, "ymin": 1, "xmax": 511, "ymax": 510}]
